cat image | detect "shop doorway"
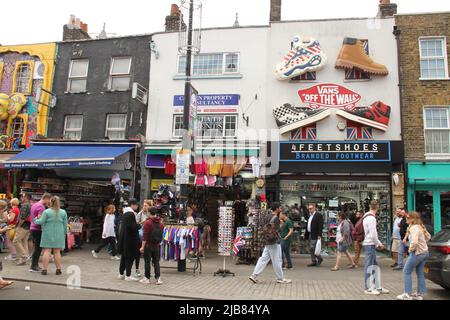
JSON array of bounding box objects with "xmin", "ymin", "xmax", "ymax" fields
[{"xmin": 281, "ymin": 180, "xmax": 392, "ymax": 252}]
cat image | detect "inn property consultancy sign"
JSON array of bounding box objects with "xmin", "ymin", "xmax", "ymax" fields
[{"xmin": 279, "ymin": 141, "xmax": 391, "ymax": 162}]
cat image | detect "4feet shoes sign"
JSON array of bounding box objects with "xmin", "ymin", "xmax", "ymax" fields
[{"xmin": 273, "ymin": 83, "xmax": 391, "ymax": 134}]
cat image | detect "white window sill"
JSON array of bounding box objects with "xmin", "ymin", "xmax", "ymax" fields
[
  {"xmin": 344, "ymin": 79, "xmax": 372, "ymax": 83},
  {"xmin": 107, "ymin": 89, "xmax": 131, "ymax": 93},
  {"xmin": 65, "ymin": 91, "xmax": 87, "ymax": 94},
  {"xmin": 173, "ymin": 74, "xmax": 243, "ymax": 80},
  {"xmin": 419, "ymin": 78, "xmax": 450, "ymax": 81},
  {"xmin": 425, "ymin": 154, "xmax": 450, "ymax": 160}
]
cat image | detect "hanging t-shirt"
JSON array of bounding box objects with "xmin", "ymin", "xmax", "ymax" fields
[
  {"xmin": 194, "ymin": 158, "xmax": 208, "ymax": 175},
  {"xmin": 221, "ymin": 164, "xmax": 235, "ymax": 177},
  {"xmin": 208, "ymin": 158, "xmax": 223, "ymax": 176},
  {"xmin": 164, "ymin": 157, "xmax": 176, "ymax": 176},
  {"xmin": 195, "ymin": 175, "xmax": 206, "ymax": 186},
  {"xmin": 207, "ymin": 176, "xmax": 217, "ymax": 186},
  {"xmin": 249, "ymin": 156, "xmax": 261, "ymax": 178}
]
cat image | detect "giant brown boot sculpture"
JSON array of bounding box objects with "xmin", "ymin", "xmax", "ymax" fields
[{"xmin": 335, "ymin": 37, "xmax": 389, "ymax": 75}]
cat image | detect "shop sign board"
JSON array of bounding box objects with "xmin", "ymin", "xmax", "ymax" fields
[
  {"xmin": 298, "ymin": 84, "xmax": 361, "ymax": 110},
  {"xmin": 4, "ymin": 160, "xmax": 115, "ymax": 169},
  {"xmin": 174, "ymin": 94, "xmax": 239, "ymax": 113},
  {"xmin": 279, "ymin": 141, "xmax": 391, "ymax": 162},
  {"xmin": 176, "ymin": 150, "xmax": 190, "ymax": 185}
]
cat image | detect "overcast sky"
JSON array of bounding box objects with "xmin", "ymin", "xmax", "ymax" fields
[{"xmin": 1, "ymin": 0, "xmax": 449, "ymax": 45}]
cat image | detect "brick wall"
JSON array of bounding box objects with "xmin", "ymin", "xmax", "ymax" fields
[{"xmin": 396, "ymin": 13, "xmax": 450, "ymax": 161}]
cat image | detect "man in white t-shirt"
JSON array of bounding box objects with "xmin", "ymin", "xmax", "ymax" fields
[{"xmin": 363, "ymin": 201, "xmax": 390, "ymax": 296}]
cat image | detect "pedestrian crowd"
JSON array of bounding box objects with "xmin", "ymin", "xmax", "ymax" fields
[
  {"xmin": 248, "ymin": 201, "xmax": 432, "ymax": 300},
  {"xmin": 0, "ymin": 193, "xmax": 434, "ymax": 300}
]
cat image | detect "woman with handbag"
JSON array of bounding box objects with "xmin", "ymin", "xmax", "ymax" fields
[
  {"xmin": 397, "ymin": 212, "xmax": 432, "ymax": 300},
  {"xmin": 331, "ymin": 212, "xmax": 356, "ymax": 271},
  {"xmin": 34, "ymin": 196, "xmax": 68, "ymax": 276}
]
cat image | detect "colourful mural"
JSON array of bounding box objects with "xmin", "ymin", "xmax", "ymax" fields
[{"xmin": 0, "ymin": 43, "xmax": 56, "ymax": 150}]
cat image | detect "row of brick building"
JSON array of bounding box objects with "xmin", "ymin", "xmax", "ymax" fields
[{"xmin": 0, "ymin": 1, "xmax": 448, "ymax": 243}]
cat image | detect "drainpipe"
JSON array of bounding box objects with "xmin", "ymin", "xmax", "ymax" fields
[{"xmin": 393, "ymin": 25, "xmax": 407, "ymax": 208}]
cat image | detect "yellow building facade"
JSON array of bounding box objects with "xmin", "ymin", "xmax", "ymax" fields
[{"xmin": 0, "ymin": 43, "xmax": 56, "ymax": 150}]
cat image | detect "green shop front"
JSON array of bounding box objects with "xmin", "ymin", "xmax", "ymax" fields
[{"xmin": 407, "ymin": 162, "xmax": 450, "ymax": 235}]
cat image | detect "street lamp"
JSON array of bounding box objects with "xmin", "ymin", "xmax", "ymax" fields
[{"xmin": 177, "ymin": 0, "xmax": 202, "ymax": 272}]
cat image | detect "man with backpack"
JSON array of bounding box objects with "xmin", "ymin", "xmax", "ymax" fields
[
  {"xmin": 249, "ymin": 203, "xmax": 292, "ymax": 284},
  {"xmin": 358, "ymin": 201, "xmax": 390, "ymax": 296},
  {"xmin": 140, "ymin": 207, "xmax": 163, "ymax": 285}
]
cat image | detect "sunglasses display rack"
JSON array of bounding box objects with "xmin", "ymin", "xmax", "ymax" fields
[{"xmin": 214, "ymin": 206, "xmax": 235, "ymax": 277}]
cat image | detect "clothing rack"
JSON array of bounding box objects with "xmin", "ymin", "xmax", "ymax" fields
[{"xmin": 159, "ymin": 224, "xmax": 202, "ymax": 275}]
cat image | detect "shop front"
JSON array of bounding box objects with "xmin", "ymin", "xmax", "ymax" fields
[
  {"xmin": 273, "ymin": 140, "xmax": 404, "ymax": 252},
  {"xmin": 144, "ymin": 141, "xmax": 263, "ymax": 239},
  {"xmin": 4, "ymin": 140, "xmax": 140, "ymax": 243},
  {"xmin": 407, "ymin": 162, "xmax": 450, "ymax": 235}
]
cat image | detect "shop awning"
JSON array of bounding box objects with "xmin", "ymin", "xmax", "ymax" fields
[
  {"xmin": 3, "ymin": 143, "xmax": 135, "ymax": 169},
  {"xmin": 145, "ymin": 140, "xmax": 261, "ymax": 157}
]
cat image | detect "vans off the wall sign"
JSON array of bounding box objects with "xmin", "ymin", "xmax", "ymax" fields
[{"xmin": 298, "ymin": 84, "xmax": 361, "ymax": 110}]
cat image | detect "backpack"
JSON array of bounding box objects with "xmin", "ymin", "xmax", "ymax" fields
[
  {"xmin": 262, "ymin": 222, "xmax": 280, "ymax": 245},
  {"xmin": 149, "ymin": 220, "xmax": 163, "ymax": 244},
  {"xmin": 352, "ymin": 214, "xmax": 374, "ymax": 242}
]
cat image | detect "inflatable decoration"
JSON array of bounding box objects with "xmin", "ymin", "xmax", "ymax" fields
[{"xmin": 0, "ymin": 93, "xmax": 27, "ymax": 121}]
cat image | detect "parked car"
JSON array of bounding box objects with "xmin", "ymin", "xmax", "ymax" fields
[{"xmin": 425, "ymin": 226, "xmax": 450, "ymax": 290}]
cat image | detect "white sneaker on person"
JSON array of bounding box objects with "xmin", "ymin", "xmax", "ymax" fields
[
  {"xmin": 134, "ymin": 270, "xmax": 142, "ymax": 278},
  {"xmin": 364, "ymin": 289, "xmax": 381, "ymax": 295},
  {"xmin": 249, "ymin": 275, "xmax": 259, "ymax": 284},
  {"xmin": 156, "ymin": 278, "xmax": 163, "ymax": 285},
  {"xmin": 4, "ymin": 255, "xmax": 17, "ymax": 261},
  {"xmin": 117, "ymin": 274, "xmax": 125, "ymax": 280},
  {"xmin": 377, "ymin": 287, "xmax": 390, "ymax": 294},
  {"xmin": 139, "ymin": 278, "xmax": 150, "ymax": 284},
  {"xmin": 276, "ymin": 279, "xmax": 292, "ymax": 284},
  {"xmin": 110, "ymin": 256, "xmax": 120, "ymax": 260},
  {"xmin": 91, "ymin": 250, "xmax": 98, "ymax": 259},
  {"xmin": 411, "ymin": 293, "xmax": 424, "ymax": 300},
  {"xmin": 397, "ymin": 293, "xmax": 413, "ymax": 300},
  {"xmin": 125, "ymin": 276, "xmax": 140, "ymax": 282}
]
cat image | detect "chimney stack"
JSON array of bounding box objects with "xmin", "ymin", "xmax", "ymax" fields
[
  {"xmin": 63, "ymin": 15, "xmax": 91, "ymax": 41},
  {"xmin": 378, "ymin": 0, "xmax": 397, "ymax": 18},
  {"xmin": 165, "ymin": 4, "xmax": 185, "ymax": 32},
  {"xmin": 270, "ymin": 0, "xmax": 282, "ymax": 22}
]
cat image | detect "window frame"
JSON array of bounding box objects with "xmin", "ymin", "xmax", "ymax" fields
[
  {"xmin": 105, "ymin": 114, "xmax": 127, "ymax": 140},
  {"xmin": 63, "ymin": 115, "xmax": 84, "ymax": 141},
  {"xmin": 109, "ymin": 56, "xmax": 132, "ymax": 91},
  {"xmin": 419, "ymin": 36, "xmax": 449, "ymax": 80},
  {"xmin": 177, "ymin": 52, "xmax": 240, "ymax": 76},
  {"xmin": 423, "ymin": 106, "xmax": 450, "ymax": 157},
  {"xmin": 172, "ymin": 113, "xmax": 238, "ymax": 139},
  {"xmin": 12, "ymin": 61, "xmax": 35, "ymax": 95},
  {"xmin": 67, "ymin": 59, "xmax": 89, "ymax": 93}
]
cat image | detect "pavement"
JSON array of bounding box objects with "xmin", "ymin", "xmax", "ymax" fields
[
  {"xmin": 1, "ymin": 246, "xmax": 449, "ymax": 300},
  {"xmin": 0, "ymin": 281, "xmax": 182, "ymax": 300}
]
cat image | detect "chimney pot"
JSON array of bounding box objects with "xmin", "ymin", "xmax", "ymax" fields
[
  {"xmin": 270, "ymin": 0, "xmax": 282, "ymax": 22},
  {"xmin": 378, "ymin": 0, "xmax": 397, "ymax": 17}
]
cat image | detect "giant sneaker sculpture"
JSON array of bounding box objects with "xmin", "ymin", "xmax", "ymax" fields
[
  {"xmin": 276, "ymin": 36, "xmax": 328, "ymax": 80},
  {"xmin": 273, "ymin": 103, "xmax": 331, "ymax": 135}
]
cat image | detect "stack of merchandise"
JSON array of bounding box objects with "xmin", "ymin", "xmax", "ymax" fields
[{"xmin": 218, "ymin": 206, "xmax": 234, "ymax": 257}]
